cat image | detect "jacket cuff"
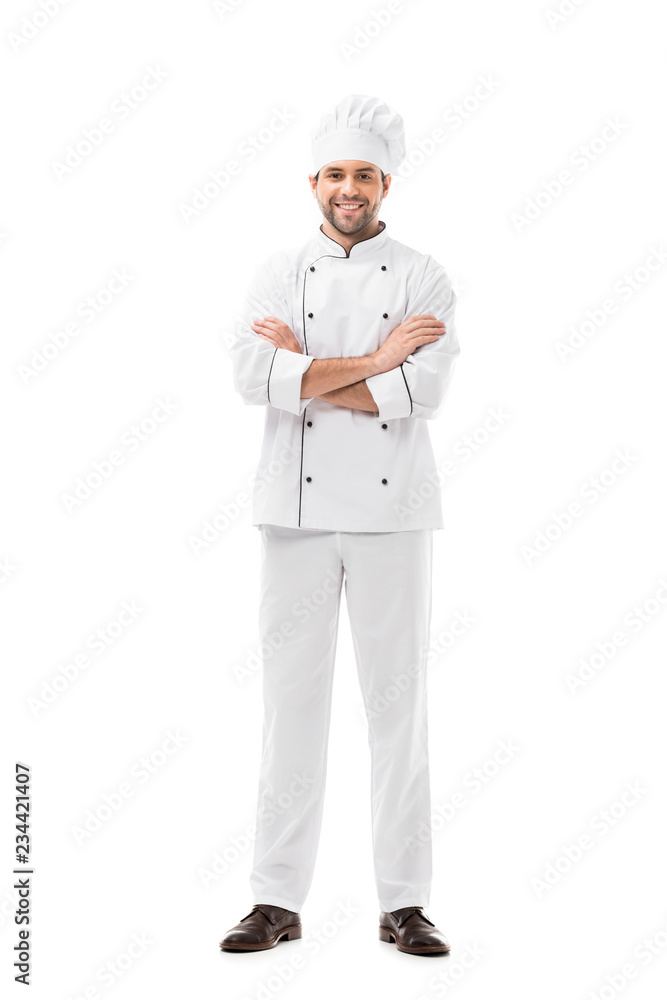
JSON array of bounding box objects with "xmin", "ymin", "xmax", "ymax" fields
[
  {"xmin": 267, "ymin": 348, "xmax": 315, "ymax": 415},
  {"xmin": 365, "ymin": 366, "xmax": 412, "ymax": 420}
]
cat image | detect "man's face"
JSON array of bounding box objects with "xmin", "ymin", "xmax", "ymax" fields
[{"xmin": 310, "ymin": 160, "xmax": 391, "ymax": 235}]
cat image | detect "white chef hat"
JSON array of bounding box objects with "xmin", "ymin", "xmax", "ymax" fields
[{"xmin": 311, "ymin": 94, "xmax": 406, "ymax": 176}]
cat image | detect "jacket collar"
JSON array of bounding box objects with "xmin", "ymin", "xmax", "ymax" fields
[{"xmin": 315, "ymin": 219, "xmax": 388, "ymax": 259}]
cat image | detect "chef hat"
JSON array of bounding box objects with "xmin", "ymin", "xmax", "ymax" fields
[{"xmin": 311, "ymin": 94, "xmax": 406, "ymax": 176}]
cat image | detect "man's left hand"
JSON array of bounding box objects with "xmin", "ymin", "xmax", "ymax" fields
[{"xmin": 252, "ymin": 317, "xmax": 302, "ymax": 354}]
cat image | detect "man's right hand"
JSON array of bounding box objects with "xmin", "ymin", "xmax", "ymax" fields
[{"xmin": 373, "ymin": 314, "xmax": 447, "ymax": 373}]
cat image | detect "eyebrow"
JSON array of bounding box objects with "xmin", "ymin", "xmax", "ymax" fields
[{"xmin": 323, "ymin": 165, "xmax": 378, "ymax": 173}]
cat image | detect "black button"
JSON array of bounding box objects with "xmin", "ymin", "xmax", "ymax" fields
[
  {"xmin": 307, "ymin": 312, "xmax": 313, "ymax": 318},
  {"xmin": 307, "ymin": 420, "xmax": 312, "ymax": 427},
  {"xmin": 306, "ymin": 476, "xmax": 312, "ymax": 482},
  {"xmin": 310, "ymin": 266, "xmax": 315, "ymax": 271},
  {"xmin": 381, "ymin": 478, "xmax": 388, "ymax": 485},
  {"xmin": 381, "ymin": 423, "xmax": 387, "ymax": 429},
  {"xmin": 381, "ymin": 265, "xmax": 387, "ymax": 270},
  {"xmin": 383, "ymin": 313, "xmax": 388, "ymax": 319}
]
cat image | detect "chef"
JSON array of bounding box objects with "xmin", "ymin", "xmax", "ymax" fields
[{"xmin": 221, "ymin": 95, "xmax": 460, "ymax": 956}]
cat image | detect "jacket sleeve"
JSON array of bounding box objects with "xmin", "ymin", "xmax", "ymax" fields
[
  {"xmin": 365, "ymin": 259, "xmax": 461, "ymax": 421},
  {"xmin": 226, "ymin": 256, "xmax": 315, "ymax": 416}
]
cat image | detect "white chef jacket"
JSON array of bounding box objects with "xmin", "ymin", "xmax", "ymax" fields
[{"xmin": 227, "ymin": 220, "xmax": 460, "ymax": 532}]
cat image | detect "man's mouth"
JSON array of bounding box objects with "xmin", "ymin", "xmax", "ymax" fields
[{"xmin": 334, "ymin": 203, "xmax": 364, "ymax": 213}]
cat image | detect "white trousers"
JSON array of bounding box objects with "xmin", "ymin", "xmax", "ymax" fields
[{"xmin": 250, "ymin": 524, "xmax": 434, "ymax": 913}]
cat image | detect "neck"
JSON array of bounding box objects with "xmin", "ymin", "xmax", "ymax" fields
[{"xmin": 320, "ymin": 218, "xmax": 383, "ymax": 253}]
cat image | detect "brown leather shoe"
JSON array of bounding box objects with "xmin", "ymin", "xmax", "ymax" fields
[
  {"xmin": 219, "ymin": 904, "xmax": 302, "ymax": 951},
  {"xmin": 379, "ymin": 906, "xmax": 450, "ymax": 955}
]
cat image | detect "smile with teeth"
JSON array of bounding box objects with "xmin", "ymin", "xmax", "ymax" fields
[{"xmin": 336, "ymin": 203, "xmax": 363, "ymax": 210}]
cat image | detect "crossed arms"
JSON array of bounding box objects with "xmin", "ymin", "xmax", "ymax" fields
[
  {"xmin": 228, "ymin": 257, "xmax": 461, "ymax": 422},
  {"xmin": 252, "ymin": 316, "xmax": 447, "ymax": 413}
]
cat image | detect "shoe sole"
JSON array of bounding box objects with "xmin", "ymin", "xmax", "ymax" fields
[
  {"xmin": 220, "ymin": 924, "xmax": 302, "ymax": 951},
  {"xmin": 379, "ymin": 925, "xmax": 450, "ymax": 954}
]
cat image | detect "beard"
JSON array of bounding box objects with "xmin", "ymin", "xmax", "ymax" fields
[{"xmin": 318, "ymin": 197, "xmax": 380, "ymax": 235}]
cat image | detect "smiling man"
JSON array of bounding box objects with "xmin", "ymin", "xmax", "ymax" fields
[{"xmin": 221, "ymin": 95, "xmax": 461, "ymax": 956}]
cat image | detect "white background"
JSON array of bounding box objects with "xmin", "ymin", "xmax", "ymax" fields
[{"xmin": 2, "ymin": 0, "xmax": 666, "ymax": 998}]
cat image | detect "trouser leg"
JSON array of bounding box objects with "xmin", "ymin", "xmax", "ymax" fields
[
  {"xmin": 249, "ymin": 525, "xmax": 343, "ymax": 912},
  {"xmin": 341, "ymin": 528, "xmax": 434, "ymax": 912}
]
